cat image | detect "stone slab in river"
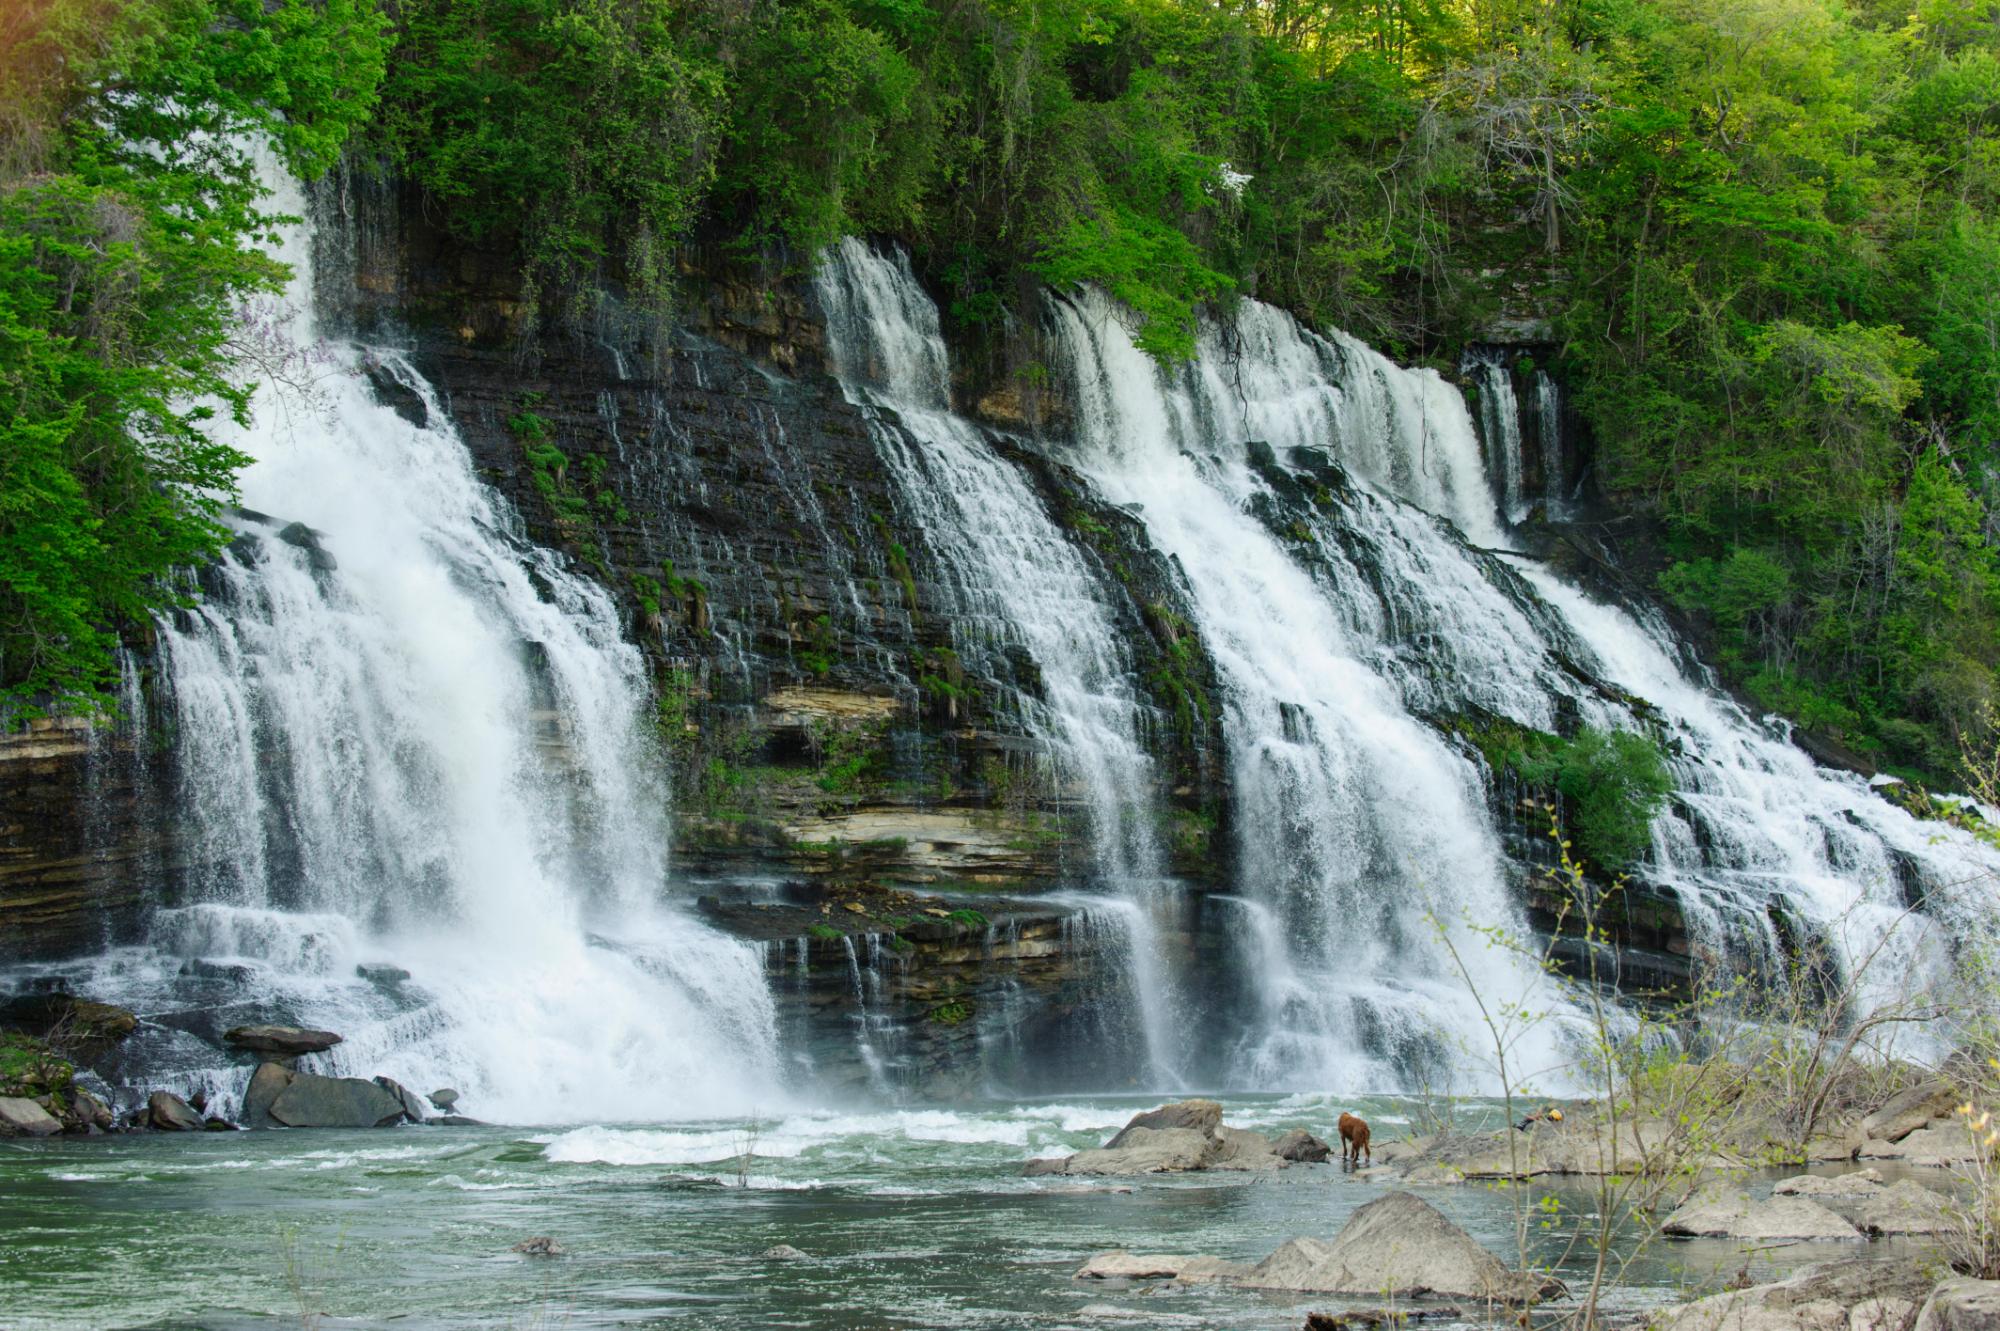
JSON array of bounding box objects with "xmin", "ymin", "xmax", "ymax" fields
[
  {"xmin": 0, "ymin": 1095, "xmax": 61, "ymax": 1137},
  {"xmin": 1654, "ymin": 1256, "xmax": 1933, "ymax": 1331},
  {"xmin": 224, "ymin": 1025, "xmax": 343, "ymax": 1056},
  {"xmin": 1074, "ymin": 1252, "xmax": 1249, "ymax": 1283},
  {"xmin": 1661, "ymin": 1184, "xmax": 1863, "ymax": 1241},
  {"xmin": 268, "ymin": 1073, "xmax": 408, "ymax": 1128},
  {"xmin": 148, "ymin": 1090, "xmax": 204, "ymax": 1132},
  {"xmin": 1917, "ymin": 1280, "xmax": 2000, "ymax": 1331},
  {"xmin": 1237, "ymin": 1190, "xmax": 1562, "ymax": 1301}
]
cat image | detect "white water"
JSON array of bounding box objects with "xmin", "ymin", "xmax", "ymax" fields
[
  {"xmin": 69, "ymin": 154, "xmax": 780, "ymax": 1123},
  {"xmin": 812, "ymin": 240, "xmax": 1187, "ymax": 1085},
  {"xmin": 1044, "ymin": 291, "xmax": 1579, "ymax": 1092}
]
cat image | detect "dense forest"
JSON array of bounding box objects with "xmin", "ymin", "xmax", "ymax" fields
[{"xmin": 5, "ymin": 0, "xmax": 2000, "ymax": 781}]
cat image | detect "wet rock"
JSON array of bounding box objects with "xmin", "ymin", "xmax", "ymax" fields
[
  {"xmin": 267, "ymin": 1073, "xmax": 407, "ymax": 1128},
  {"xmin": 241, "ymin": 1061, "xmax": 295, "ymax": 1128},
  {"xmin": 1858, "ymin": 1179, "xmax": 1954, "ymax": 1237},
  {"xmin": 512, "ymin": 1237, "xmax": 565, "ymax": 1257},
  {"xmin": 1861, "ymin": 1081, "xmax": 1959, "ymax": 1145},
  {"xmin": 1105, "ymin": 1099, "xmax": 1222, "ymax": 1147},
  {"xmin": 1661, "ymin": 1184, "xmax": 1863, "ymax": 1241},
  {"xmin": 275, "ymin": 522, "xmax": 338, "ymax": 572},
  {"xmin": 1236, "ymin": 1191, "xmax": 1563, "ymax": 1302},
  {"xmin": 428, "ymin": 1088, "xmax": 460, "ymax": 1109},
  {"xmin": 0, "ymin": 1095, "xmax": 62, "ymax": 1137},
  {"xmin": 1274, "ymin": 1129, "xmax": 1333, "ymax": 1163},
  {"xmin": 203, "ymin": 1117, "xmax": 238, "ymax": 1131},
  {"xmin": 179, "ymin": 959, "xmax": 255, "ymax": 983},
  {"xmin": 1211, "ymin": 1126, "xmax": 1285, "ymax": 1171},
  {"xmin": 1654, "ymin": 1256, "xmax": 1933, "ymax": 1331},
  {"xmin": 1916, "ymin": 1279, "xmax": 2000, "ymax": 1331},
  {"xmin": 435, "ymin": 1114, "xmax": 484, "ymax": 1126},
  {"xmin": 1861, "ymin": 1122, "xmax": 1978, "ymax": 1167},
  {"xmin": 762, "ymin": 1244, "xmax": 808, "ymax": 1260},
  {"xmin": 224, "ymin": 1025, "xmax": 343, "ymax": 1057},
  {"xmin": 70, "ymin": 1087, "xmax": 113, "ymax": 1133},
  {"xmin": 355, "ymin": 964, "xmax": 411, "ymax": 983},
  {"xmin": 147, "ymin": 1091, "xmax": 204, "ymax": 1132},
  {"xmin": 1074, "ymin": 1252, "xmax": 1247, "ymax": 1282},
  {"xmin": 1773, "ymin": 1169, "xmax": 1884, "ymax": 1198},
  {"xmin": 373, "ymin": 1075, "xmax": 428, "ymax": 1123}
]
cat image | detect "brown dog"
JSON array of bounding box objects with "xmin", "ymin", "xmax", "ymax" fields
[{"xmin": 1337, "ymin": 1112, "xmax": 1371, "ymax": 1165}]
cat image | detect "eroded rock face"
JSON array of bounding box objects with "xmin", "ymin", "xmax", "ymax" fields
[
  {"xmin": 1237, "ymin": 1191, "xmax": 1562, "ymax": 1302},
  {"xmin": 1661, "ymin": 1184, "xmax": 1864, "ymax": 1241},
  {"xmin": 267, "ymin": 1074, "xmax": 407, "ymax": 1129},
  {"xmin": 1654, "ymin": 1257, "xmax": 1934, "ymax": 1331}
]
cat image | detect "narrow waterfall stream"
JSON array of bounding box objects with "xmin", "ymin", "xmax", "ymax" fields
[
  {"xmin": 50, "ymin": 156, "xmax": 780, "ymax": 1122},
  {"xmin": 812, "ymin": 240, "xmax": 1188, "ymax": 1086}
]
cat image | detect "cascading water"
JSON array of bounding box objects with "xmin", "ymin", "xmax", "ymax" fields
[
  {"xmin": 812, "ymin": 240, "xmax": 1188, "ymax": 1086},
  {"xmin": 44, "ymin": 154, "xmax": 781, "ymax": 1122},
  {"xmin": 1044, "ymin": 292, "xmax": 1578, "ymax": 1092}
]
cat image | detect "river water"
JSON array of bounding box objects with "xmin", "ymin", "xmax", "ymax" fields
[{"xmin": 0, "ymin": 1093, "xmax": 1924, "ymax": 1331}]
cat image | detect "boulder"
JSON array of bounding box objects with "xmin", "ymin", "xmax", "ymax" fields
[
  {"xmin": 428, "ymin": 1088, "xmax": 460, "ymax": 1110},
  {"xmin": 1060, "ymin": 1126, "xmax": 1218, "ymax": 1176},
  {"xmin": 224, "ymin": 1025, "xmax": 342, "ymax": 1057},
  {"xmin": 1858, "ymin": 1179, "xmax": 1955, "ymax": 1237},
  {"xmin": 1211, "ymin": 1125, "xmax": 1286, "ymax": 1171},
  {"xmin": 1236, "ymin": 1190, "xmax": 1562, "ymax": 1302},
  {"xmin": 373, "ymin": 1076, "xmax": 428, "ymax": 1124},
  {"xmin": 0, "ymin": 1095, "xmax": 62, "ymax": 1137},
  {"xmin": 1916, "ymin": 1280, "xmax": 2000, "ymax": 1331},
  {"xmin": 267, "ymin": 1073, "xmax": 408, "ymax": 1128},
  {"xmin": 1104, "ymin": 1099, "xmax": 1222, "ymax": 1148},
  {"xmin": 147, "ymin": 1091, "xmax": 204, "ymax": 1132},
  {"xmin": 1654, "ymin": 1257, "xmax": 1934, "ymax": 1331},
  {"xmin": 241, "ymin": 1061, "xmax": 295, "ymax": 1128},
  {"xmin": 1275, "ymin": 1129, "xmax": 1333, "ymax": 1163},
  {"xmin": 1861, "ymin": 1081, "xmax": 1960, "ymax": 1145},
  {"xmin": 1774, "ymin": 1170, "xmax": 1884, "ymax": 1198},
  {"xmin": 1661, "ymin": 1184, "xmax": 1863, "ymax": 1241},
  {"xmin": 762, "ymin": 1245, "xmax": 808, "ymax": 1260},
  {"xmin": 1861, "ymin": 1122, "xmax": 1977, "ymax": 1167},
  {"xmin": 69, "ymin": 1088, "xmax": 113, "ymax": 1133}
]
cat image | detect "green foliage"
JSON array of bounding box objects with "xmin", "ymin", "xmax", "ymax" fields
[
  {"xmin": 928, "ymin": 998, "xmax": 972, "ymax": 1025},
  {"xmin": 945, "ymin": 908, "xmax": 987, "ymax": 929},
  {"xmin": 0, "ymin": 0, "xmax": 388, "ymax": 719},
  {"xmin": 807, "ymin": 922, "xmax": 846, "ymax": 941},
  {"xmin": 1495, "ymin": 724, "xmax": 1674, "ymax": 872},
  {"xmin": 0, "ymin": 1033, "xmax": 73, "ymax": 1099}
]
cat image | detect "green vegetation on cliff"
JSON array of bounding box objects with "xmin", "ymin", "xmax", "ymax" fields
[{"xmin": 6, "ymin": 0, "xmax": 2000, "ymax": 780}]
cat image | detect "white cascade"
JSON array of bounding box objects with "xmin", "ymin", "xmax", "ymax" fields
[
  {"xmin": 813, "ymin": 240, "xmax": 1188, "ymax": 1086},
  {"xmin": 1045, "ymin": 291, "xmax": 1578, "ymax": 1092},
  {"xmin": 67, "ymin": 152, "xmax": 781, "ymax": 1123}
]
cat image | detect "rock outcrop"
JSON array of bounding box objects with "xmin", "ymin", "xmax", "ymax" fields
[{"xmin": 1237, "ymin": 1192, "xmax": 1562, "ymax": 1302}]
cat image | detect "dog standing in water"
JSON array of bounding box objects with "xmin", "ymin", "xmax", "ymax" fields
[{"xmin": 1337, "ymin": 1112, "xmax": 1371, "ymax": 1166}]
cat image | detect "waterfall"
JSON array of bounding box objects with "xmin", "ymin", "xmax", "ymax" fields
[
  {"xmin": 1466, "ymin": 350, "xmax": 1527, "ymax": 522},
  {"xmin": 1532, "ymin": 369, "xmax": 1570, "ymax": 518},
  {"xmin": 59, "ymin": 152, "xmax": 780, "ymax": 1123},
  {"xmin": 812, "ymin": 241, "xmax": 1188, "ymax": 1086},
  {"xmin": 1044, "ymin": 291, "xmax": 1578, "ymax": 1092}
]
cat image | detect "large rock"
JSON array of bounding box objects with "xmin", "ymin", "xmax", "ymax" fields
[
  {"xmin": 1236, "ymin": 1190, "xmax": 1562, "ymax": 1302},
  {"xmin": 374, "ymin": 1076, "xmax": 428, "ymax": 1124},
  {"xmin": 1661, "ymin": 1184, "xmax": 1864, "ymax": 1241},
  {"xmin": 0, "ymin": 1095, "xmax": 62, "ymax": 1137},
  {"xmin": 1916, "ymin": 1280, "xmax": 2000, "ymax": 1331},
  {"xmin": 1774, "ymin": 1170, "xmax": 1884, "ymax": 1198},
  {"xmin": 267, "ymin": 1073, "xmax": 408, "ymax": 1128},
  {"xmin": 1211, "ymin": 1126, "xmax": 1285, "ymax": 1171},
  {"xmin": 1074, "ymin": 1252, "xmax": 1249, "ymax": 1282},
  {"xmin": 1858, "ymin": 1179, "xmax": 1954, "ymax": 1236},
  {"xmin": 147, "ymin": 1091, "xmax": 204, "ymax": 1132},
  {"xmin": 428, "ymin": 1088, "xmax": 460, "ymax": 1110},
  {"xmin": 1104, "ymin": 1099, "xmax": 1222, "ymax": 1148},
  {"xmin": 1654, "ymin": 1257, "xmax": 1934, "ymax": 1331},
  {"xmin": 224, "ymin": 1025, "xmax": 343, "ymax": 1057},
  {"xmin": 1861, "ymin": 1122, "xmax": 1977, "ymax": 1167},
  {"xmin": 241, "ymin": 1061, "xmax": 295, "ymax": 1128},
  {"xmin": 1060, "ymin": 1127, "xmax": 1218, "ymax": 1176},
  {"xmin": 1275, "ymin": 1129, "xmax": 1333, "ymax": 1163},
  {"xmin": 1861, "ymin": 1081, "xmax": 1960, "ymax": 1145}
]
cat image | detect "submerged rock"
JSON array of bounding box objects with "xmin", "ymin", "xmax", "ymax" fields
[
  {"xmin": 1660, "ymin": 1184, "xmax": 1863, "ymax": 1241},
  {"xmin": 267, "ymin": 1073, "xmax": 407, "ymax": 1128},
  {"xmin": 1074, "ymin": 1252, "xmax": 1248, "ymax": 1282},
  {"xmin": 147, "ymin": 1091, "xmax": 204, "ymax": 1132},
  {"xmin": 762, "ymin": 1244, "xmax": 809, "ymax": 1260},
  {"xmin": 1654, "ymin": 1257, "xmax": 1933, "ymax": 1331},
  {"xmin": 1237, "ymin": 1191, "xmax": 1563, "ymax": 1302},
  {"xmin": 512, "ymin": 1237, "xmax": 565, "ymax": 1257},
  {"xmin": 0, "ymin": 1095, "xmax": 62, "ymax": 1137},
  {"xmin": 224, "ymin": 1025, "xmax": 343, "ymax": 1057}
]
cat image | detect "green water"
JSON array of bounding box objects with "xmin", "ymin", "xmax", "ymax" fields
[{"xmin": 0, "ymin": 1094, "xmax": 1910, "ymax": 1330}]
